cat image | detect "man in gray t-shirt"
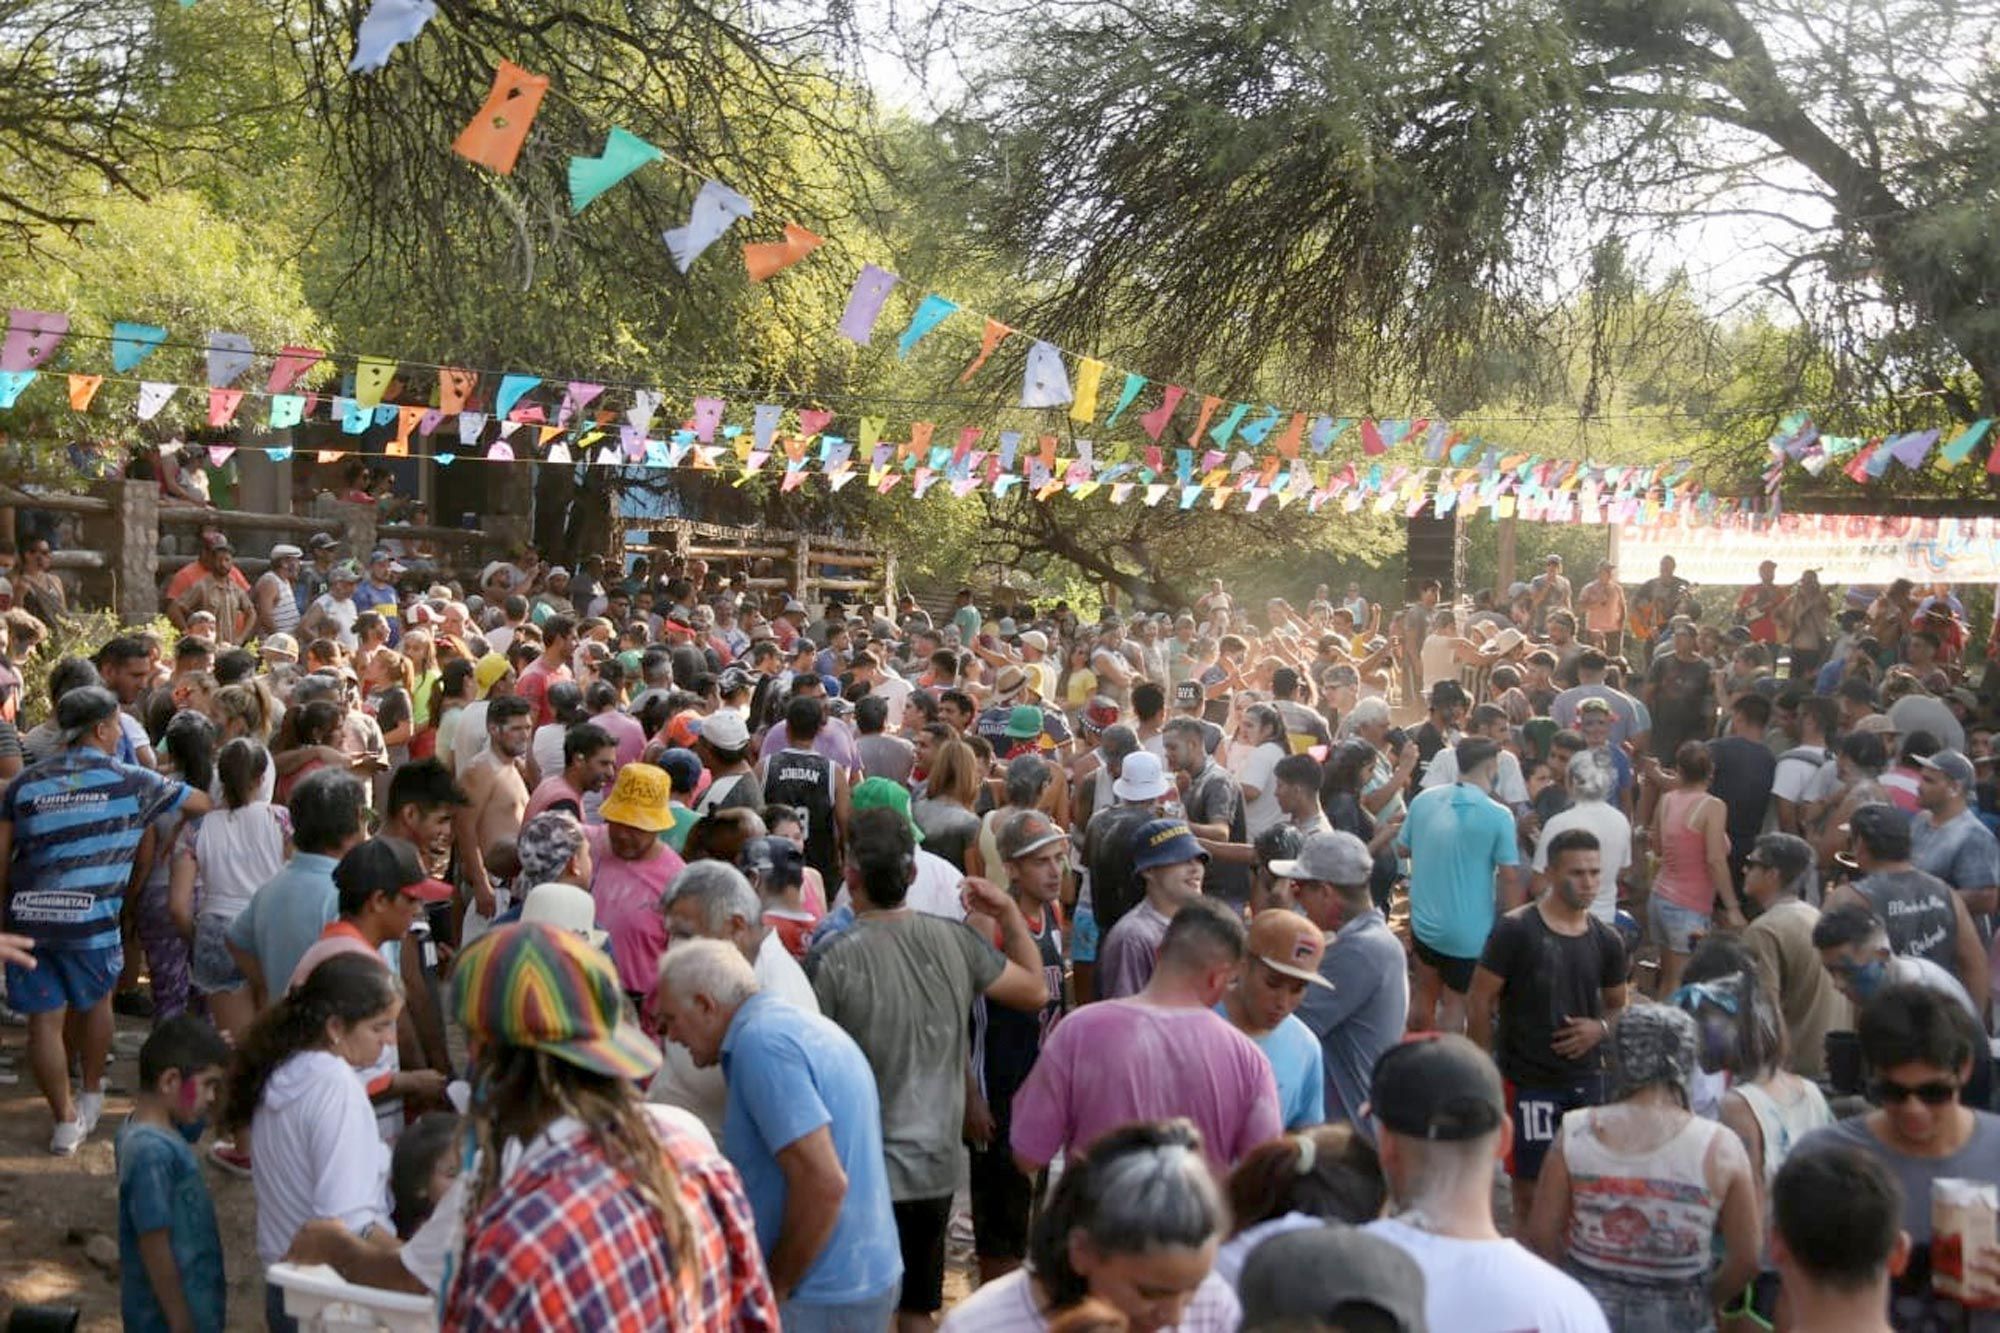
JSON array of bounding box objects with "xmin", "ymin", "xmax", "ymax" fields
[
  {"xmin": 1283, "ymin": 831, "xmax": 1411, "ymax": 1132},
  {"xmin": 1830, "ymin": 803, "xmax": 1987, "ymax": 1001}
]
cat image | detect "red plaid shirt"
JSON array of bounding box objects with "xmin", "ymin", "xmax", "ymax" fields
[{"xmin": 444, "ymin": 1112, "xmax": 780, "ymax": 1332}]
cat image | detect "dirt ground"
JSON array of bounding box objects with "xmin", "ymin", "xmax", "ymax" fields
[{"xmin": 0, "ymin": 1012, "xmax": 977, "ymax": 1332}]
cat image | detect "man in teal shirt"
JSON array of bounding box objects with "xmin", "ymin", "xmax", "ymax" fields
[{"xmin": 1397, "ymin": 736, "xmax": 1522, "ymax": 1034}]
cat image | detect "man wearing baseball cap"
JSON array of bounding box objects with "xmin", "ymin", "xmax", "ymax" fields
[
  {"xmin": 1283, "ymin": 830, "xmax": 1411, "ymax": 1130},
  {"xmin": 1911, "ymin": 748, "xmax": 2000, "ymax": 920},
  {"xmin": 1012, "ymin": 898, "xmax": 1280, "ymax": 1176},
  {"xmin": 1826, "ymin": 802, "xmax": 1986, "ymax": 999},
  {"xmin": 1082, "ymin": 744, "xmax": 1168, "ymax": 944},
  {"xmin": 967, "ymin": 809, "xmax": 1070, "ymax": 1281},
  {"xmin": 355, "ymin": 548, "xmax": 404, "ymax": 646},
  {"xmin": 1363, "ymin": 1034, "xmax": 1608, "ymax": 1331},
  {"xmin": 1220, "ymin": 910, "xmax": 1332, "ymax": 1129},
  {"xmin": 1097, "ymin": 816, "xmax": 1209, "ymax": 999}
]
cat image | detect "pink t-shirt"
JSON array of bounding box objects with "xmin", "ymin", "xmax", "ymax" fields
[
  {"xmin": 514, "ymin": 659, "xmax": 571, "ymax": 728},
  {"xmin": 593, "ymin": 708, "xmax": 649, "ymax": 768},
  {"xmin": 1008, "ymin": 999, "xmax": 1282, "ymax": 1173},
  {"xmin": 585, "ymin": 826, "xmax": 684, "ymax": 1000},
  {"xmin": 524, "ymin": 775, "xmax": 588, "ymax": 824}
]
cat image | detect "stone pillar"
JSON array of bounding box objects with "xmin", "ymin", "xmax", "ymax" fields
[
  {"xmin": 88, "ymin": 480, "xmax": 158, "ymax": 625},
  {"xmin": 333, "ymin": 500, "xmax": 377, "ymax": 560}
]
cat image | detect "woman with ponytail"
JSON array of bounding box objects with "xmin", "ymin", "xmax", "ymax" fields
[
  {"xmin": 941, "ymin": 1120, "xmax": 1239, "ymax": 1333},
  {"xmin": 133, "ymin": 710, "xmax": 218, "ymax": 1021},
  {"xmin": 222, "ymin": 951, "xmax": 397, "ymax": 1331}
]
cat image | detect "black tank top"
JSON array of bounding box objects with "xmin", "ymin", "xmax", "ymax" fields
[{"xmin": 765, "ymin": 747, "xmax": 838, "ymax": 878}]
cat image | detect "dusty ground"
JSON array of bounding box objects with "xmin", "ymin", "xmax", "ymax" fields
[
  {"xmin": 0, "ymin": 1014, "xmax": 265, "ymax": 1331},
  {"xmin": 0, "ymin": 1013, "xmax": 977, "ymax": 1331}
]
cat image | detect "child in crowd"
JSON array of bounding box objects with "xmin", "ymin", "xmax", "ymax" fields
[
  {"xmin": 222, "ymin": 951, "xmax": 397, "ymax": 1332},
  {"xmin": 389, "ymin": 1112, "xmax": 462, "ymax": 1239},
  {"xmin": 117, "ymin": 1016, "xmax": 231, "ymax": 1333}
]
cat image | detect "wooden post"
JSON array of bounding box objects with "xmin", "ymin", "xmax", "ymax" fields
[
  {"xmin": 794, "ymin": 532, "xmax": 811, "ymax": 604},
  {"xmin": 880, "ymin": 548, "xmax": 898, "ymax": 619},
  {"xmin": 1495, "ymin": 513, "xmax": 1519, "ymax": 595}
]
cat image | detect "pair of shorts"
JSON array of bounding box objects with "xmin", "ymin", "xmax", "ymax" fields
[
  {"xmin": 891, "ymin": 1195, "xmax": 952, "ymax": 1314},
  {"xmin": 1412, "ymin": 935, "xmax": 1479, "ymax": 993},
  {"xmin": 968, "ymin": 1141, "xmax": 1036, "ymax": 1261},
  {"xmin": 1504, "ymin": 1076, "xmax": 1606, "ymax": 1180},
  {"xmin": 191, "ymin": 915, "xmax": 247, "ymax": 995},
  {"xmin": 4, "ymin": 944, "xmax": 123, "ymax": 1015},
  {"xmin": 1070, "ymin": 904, "xmax": 1099, "ymax": 965},
  {"xmin": 1649, "ymin": 896, "xmax": 1710, "ymax": 955}
]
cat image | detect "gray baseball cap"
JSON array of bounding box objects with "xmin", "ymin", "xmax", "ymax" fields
[
  {"xmin": 1269, "ymin": 830, "xmax": 1373, "ymax": 886},
  {"xmin": 1916, "ymin": 748, "xmax": 1976, "ymax": 791},
  {"xmin": 1239, "ymin": 1224, "xmax": 1429, "ymax": 1333}
]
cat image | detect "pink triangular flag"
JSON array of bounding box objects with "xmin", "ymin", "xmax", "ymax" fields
[
  {"xmin": 208, "ymin": 387, "xmax": 245, "ymax": 428},
  {"xmin": 798, "ymin": 408, "xmax": 834, "ymax": 437},
  {"xmin": 268, "ymin": 346, "xmax": 325, "ymax": 395},
  {"xmin": 1, "ymin": 308, "xmax": 68, "ymax": 372},
  {"xmin": 1139, "ymin": 386, "xmax": 1187, "ymax": 442}
]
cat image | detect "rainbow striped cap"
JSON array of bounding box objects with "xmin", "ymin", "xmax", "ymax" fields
[{"xmin": 450, "ymin": 922, "xmax": 660, "ymax": 1082}]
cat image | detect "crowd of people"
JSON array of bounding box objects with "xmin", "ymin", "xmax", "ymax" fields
[{"xmin": 1, "ymin": 539, "xmax": 1998, "ymax": 1333}]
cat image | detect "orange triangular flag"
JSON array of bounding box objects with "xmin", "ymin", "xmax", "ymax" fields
[
  {"xmin": 743, "ymin": 223, "xmax": 824, "ymax": 282},
  {"xmin": 317, "ymin": 448, "xmax": 347, "ymax": 464},
  {"xmin": 439, "ymin": 367, "xmax": 477, "ymax": 414},
  {"xmin": 537, "ymin": 424, "xmax": 564, "ymax": 448},
  {"xmin": 1275, "ymin": 412, "xmax": 1305, "ymax": 459},
  {"xmin": 452, "ymin": 61, "xmax": 550, "ymax": 176},
  {"xmin": 1191, "ymin": 395, "xmax": 1221, "ymax": 446},
  {"xmin": 959, "ymin": 319, "xmax": 1013, "ymax": 385},
  {"xmin": 390, "ymin": 405, "xmax": 426, "ymax": 456},
  {"xmin": 67, "ymin": 374, "xmax": 102, "ymax": 411}
]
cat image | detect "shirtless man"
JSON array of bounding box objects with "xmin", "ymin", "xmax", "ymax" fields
[{"xmin": 454, "ymin": 694, "xmax": 533, "ymax": 934}]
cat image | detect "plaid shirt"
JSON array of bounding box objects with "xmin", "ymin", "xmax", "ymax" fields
[{"xmin": 444, "ymin": 1112, "xmax": 781, "ymax": 1333}]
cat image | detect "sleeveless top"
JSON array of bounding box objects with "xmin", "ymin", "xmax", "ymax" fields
[
  {"xmin": 764, "ymin": 748, "xmax": 838, "ymax": 880},
  {"xmin": 1654, "ymin": 788, "xmax": 1719, "ymax": 912},
  {"xmin": 1732, "ymin": 1076, "xmax": 1834, "ymax": 1264},
  {"xmin": 1561, "ymin": 1106, "xmax": 1729, "ymax": 1288},
  {"xmin": 260, "ymin": 573, "xmax": 300, "ymax": 635}
]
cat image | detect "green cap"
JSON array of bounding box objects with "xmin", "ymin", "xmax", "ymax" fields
[
  {"xmin": 851, "ymin": 776, "xmax": 925, "ymax": 843},
  {"xmin": 1004, "ymin": 704, "xmax": 1045, "ymax": 740}
]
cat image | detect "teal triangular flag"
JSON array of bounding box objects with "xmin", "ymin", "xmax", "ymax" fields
[
  {"xmin": 1210, "ymin": 403, "xmax": 1249, "ymax": 445},
  {"xmin": 895, "ymin": 295, "xmax": 960, "ymax": 359},
  {"xmin": 568, "ymin": 128, "xmax": 665, "ymax": 214},
  {"xmin": 1939, "ymin": 419, "xmax": 1992, "ymax": 467},
  {"xmin": 1105, "ymin": 373, "xmax": 1146, "ymax": 428},
  {"xmin": 112, "ymin": 322, "xmax": 168, "ymax": 374},
  {"xmin": 1239, "ymin": 405, "xmax": 1281, "ymax": 446},
  {"xmin": 0, "ymin": 371, "xmax": 34, "ymax": 409},
  {"xmin": 495, "ymin": 375, "xmax": 541, "ymax": 418}
]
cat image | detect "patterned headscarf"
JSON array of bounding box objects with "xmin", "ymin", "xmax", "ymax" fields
[{"xmin": 1607, "ymin": 1003, "xmax": 1700, "ymax": 1106}]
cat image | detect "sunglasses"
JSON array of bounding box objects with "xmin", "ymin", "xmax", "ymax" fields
[{"xmin": 1869, "ymin": 1077, "xmax": 1959, "ymax": 1106}]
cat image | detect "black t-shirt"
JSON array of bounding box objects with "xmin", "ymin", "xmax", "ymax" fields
[
  {"xmin": 1707, "ymin": 736, "xmax": 1777, "ymax": 865},
  {"xmin": 1411, "ymin": 721, "xmax": 1449, "ymax": 796},
  {"xmin": 1647, "ymin": 654, "xmax": 1715, "ymax": 759},
  {"xmin": 974, "ymin": 903, "xmax": 1066, "ymax": 1128},
  {"xmin": 1478, "ymin": 904, "xmax": 1627, "ymax": 1087},
  {"xmin": 1184, "ymin": 761, "xmax": 1249, "ymax": 904},
  {"xmin": 1325, "ymin": 790, "xmax": 1398, "ymax": 901},
  {"xmin": 1085, "ymin": 803, "xmax": 1159, "ymax": 937}
]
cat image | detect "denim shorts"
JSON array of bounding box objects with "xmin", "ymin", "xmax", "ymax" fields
[
  {"xmin": 5, "ymin": 944, "xmax": 123, "ymax": 1015},
  {"xmin": 1649, "ymin": 896, "xmax": 1710, "ymax": 955},
  {"xmin": 191, "ymin": 915, "xmax": 247, "ymax": 995},
  {"xmin": 780, "ymin": 1285, "xmax": 900, "ymax": 1333}
]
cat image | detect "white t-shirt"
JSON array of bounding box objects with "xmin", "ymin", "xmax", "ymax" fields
[
  {"xmin": 1772, "ymin": 748, "xmax": 1833, "ymax": 806},
  {"xmin": 645, "ymin": 932, "xmax": 821, "ymax": 1135},
  {"xmin": 1229, "ymin": 740, "xmax": 1286, "ymax": 838},
  {"xmin": 1423, "ymin": 747, "xmax": 1532, "ymax": 808},
  {"xmin": 311, "ymin": 594, "xmax": 360, "ymax": 649},
  {"xmin": 451, "ymin": 700, "xmax": 491, "ymax": 774},
  {"xmin": 1532, "ymin": 801, "xmax": 1634, "ymax": 924},
  {"xmin": 1365, "ymin": 1218, "xmax": 1610, "ymax": 1333},
  {"xmin": 252, "ymin": 1050, "xmax": 391, "ymax": 1264},
  {"xmin": 828, "ymin": 848, "xmax": 967, "ymax": 922},
  {"xmin": 940, "ymin": 1267, "xmax": 1239, "ymax": 1333},
  {"xmin": 530, "ymin": 722, "xmax": 566, "ymax": 784},
  {"xmin": 191, "ymin": 802, "xmax": 292, "ymax": 921}
]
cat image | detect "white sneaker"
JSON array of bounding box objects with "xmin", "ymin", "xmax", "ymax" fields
[
  {"xmin": 50, "ymin": 1118, "xmax": 86, "ymax": 1156},
  {"xmin": 75, "ymin": 1090, "xmax": 104, "ymax": 1136}
]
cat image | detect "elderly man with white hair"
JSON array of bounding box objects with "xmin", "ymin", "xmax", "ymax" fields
[
  {"xmin": 1342, "ymin": 695, "xmax": 1419, "ymax": 824},
  {"xmin": 647, "ymin": 860, "xmax": 819, "ymax": 1135},
  {"xmin": 656, "ymin": 939, "xmax": 903, "ymax": 1323},
  {"xmin": 1530, "ymin": 748, "xmax": 1632, "ymax": 927}
]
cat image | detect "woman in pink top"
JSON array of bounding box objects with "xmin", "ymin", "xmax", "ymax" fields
[
  {"xmin": 584, "ymin": 819, "xmax": 684, "ymax": 1016},
  {"xmin": 1647, "ymin": 741, "xmax": 1741, "ymax": 997}
]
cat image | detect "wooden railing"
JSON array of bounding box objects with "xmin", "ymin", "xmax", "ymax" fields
[{"xmin": 623, "ymin": 517, "xmax": 896, "ymax": 613}]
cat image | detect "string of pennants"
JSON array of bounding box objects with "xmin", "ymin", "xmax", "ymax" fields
[
  {"xmin": 1765, "ymin": 412, "xmax": 2000, "ymax": 482},
  {"xmin": 0, "ymin": 308, "xmax": 1760, "ymax": 523}
]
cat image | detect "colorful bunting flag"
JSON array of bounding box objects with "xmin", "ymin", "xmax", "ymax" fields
[
  {"xmin": 1021, "ymin": 342, "xmax": 1072, "ymax": 409},
  {"xmin": 66, "ymin": 374, "xmax": 102, "ymax": 411},
  {"xmin": 568, "ymin": 127, "xmax": 664, "ymax": 213},
  {"xmin": 1106, "ymin": 373, "xmax": 1147, "ymax": 428},
  {"xmin": 896, "ymin": 295, "xmax": 959, "ymax": 358},
  {"xmin": 0, "ymin": 371, "xmax": 33, "ymax": 409},
  {"xmin": 353, "ymin": 356, "xmax": 397, "ymax": 407},
  {"xmin": 136, "ymin": 381, "xmax": 177, "ymax": 421},
  {"xmin": 207, "ymin": 388, "xmax": 244, "ymax": 428},
  {"xmin": 1140, "ymin": 386, "xmax": 1186, "ymax": 442},
  {"xmin": 743, "ymin": 223, "xmax": 824, "ymax": 282},
  {"xmin": 960, "ymin": 319, "xmax": 1012, "ymax": 383},
  {"xmin": 268, "ymin": 345, "xmax": 324, "ymax": 395},
  {"xmin": 837, "ymin": 265, "xmax": 900, "ymax": 345},
  {"xmin": 1937, "ymin": 419, "xmax": 1991, "ymax": 469},
  {"xmin": 558, "ymin": 381, "xmax": 605, "ymax": 425},
  {"xmin": 453, "ymin": 61, "xmax": 549, "ymax": 175},
  {"xmin": 1069, "ymin": 357, "xmax": 1106, "ymax": 424},
  {"xmin": 1, "ymin": 309, "xmax": 67, "ymax": 373},
  {"xmin": 664, "ymin": 180, "xmax": 754, "ymax": 272},
  {"xmin": 494, "ymin": 374, "xmax": 540, "ymax": 418},
  {"xmin": 112, "ymin": 322, "xmax": 168, "ymax": 374},
  {"xmin": 346, "ymin": 0, "xmax": 435, "ymax": 72},
  {"xmin": 269, "ymin": 394, "xmax": 305, "ymax": 429}
]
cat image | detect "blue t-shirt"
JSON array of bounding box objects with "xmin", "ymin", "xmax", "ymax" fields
[
  {"xmin": 3, "ymin": 747, "xmax": 188, "ymax": 952},
  {"xmin": 1398, "ymin": 781, "xmax": 1521, "ymax": 959},
  {"xmin": 1229, "ymin": 1009, "xmax": 1324, "ymax": 1130},
  {"xmin": 117, "ymin": 1119, "xmax": 226, "ymax": 1333},
  {"xmin": 225, "ymin": 853, "xmax": 339, "ymax": 990},
  {"xmin": 720, "ymin": 991, "xmax": 903, "ymax": 1306}
]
